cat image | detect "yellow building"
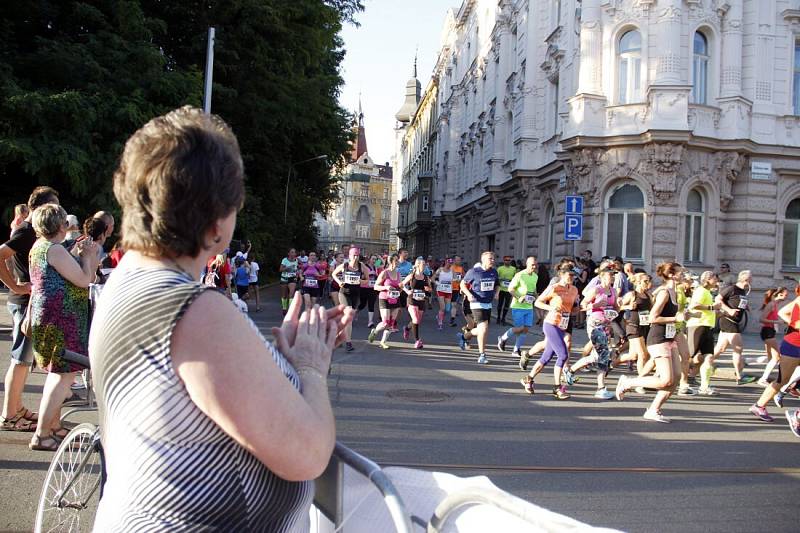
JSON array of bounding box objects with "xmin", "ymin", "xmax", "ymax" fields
[{"xmin": 315, "ymin": 108, "xmax": 395, "ymax": 254}]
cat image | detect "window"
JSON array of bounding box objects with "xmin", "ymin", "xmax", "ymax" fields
[
  {"xmin": 692, "ymin": 32, "xmax": 709, "ymax": 105},
  {"xmin": 383, "ymin": 187, "xmax": 389, "ymax": 200},
  {"xmin": 794, "ymin": 41, "xmax": 800, "ymax": 115},
  {"xmin": 381, "ymin": 228, "xmax": 388, "ymax": 240},
  {"xmin": 356, "ymin": 224, "xmax": 369, "ymax": 239},
  {"xmin": 552, "ymin": 78, "xmax": 560, "ymax": 134},
  {"xmin": 605, "ymin": 183, "xmax": 645, "ymax": 260},
  {"xmin": 422, "ymin": 195, "xmax": 429, "ymax": 211},
  {"xmin": 684, "ymin": 189, "xmax": 704, "ymax": 263},
  {"xmin": 356, "ymin": 205, "xmax": 370, "ymax": 224},
  {"xmin": 618, "ymin": 30, "xmax": 642, "ymax": 104},
  {"xmin": 360, "ymin": 185, "xmax": 369, "ymax": 198},
  {"xmin": 543, "ymin": 204, "xmax": 555, "ymax": 260},
  {"xmin": 783, "ymin": 198, "xmax": 800, "ymax": 267}
]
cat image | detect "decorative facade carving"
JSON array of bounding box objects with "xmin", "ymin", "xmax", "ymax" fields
[{"xmin": 643, "ymin": 143, "xmax": 685, "ymax": 201}]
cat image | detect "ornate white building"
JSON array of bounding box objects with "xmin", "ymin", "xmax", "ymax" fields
[{"xmin": 394, "ymin": 0, "xmax": 800, "ymax": 293}]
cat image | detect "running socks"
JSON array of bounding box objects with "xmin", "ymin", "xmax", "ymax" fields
[
  {"xmin": 502, "ymin": 328, "xmax": 515, "ymax": 341},
  {"xmin": 281, "ymin": 298, "xmax": 289, "ymax": 310},
  {"xmin": 515, "ymin": 334, "xmax": 526, "ymax": 352},
  {"xmin": 437, "ymin": 311, "xmax": 445, "ymax": 326}
]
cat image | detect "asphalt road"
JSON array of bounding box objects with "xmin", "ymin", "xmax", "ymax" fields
[{"xmin": 1, "ymin": 286, "xmax": 798, "ymax": 532}]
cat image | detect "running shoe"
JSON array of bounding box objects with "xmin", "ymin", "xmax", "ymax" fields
[
  {"xmin": 643, "ymin": 410, "xmax": 671, "ymax": 423},
  {"xmin": 449, "ymin": 318, "xmax": 457, "ymax": 327},
  {"xmin": 403, "ymin": 325, "xmax": 410, "ymax": 340},
  {"xmin": 756, "ymin": 355, "xmax": 769, "ymax": 364},
  {"xmin": 345, "ymin": 342, "xmax": 354, "ymax": 352},
  {"xmin": 477, "ymin": 354, "xmax": 488, "ymax": 364},
  {"xmin": 414, "ymin": 340, "xmax": 423, "ymax": 349},
  {"xmin": 635, "ymin": 386, "xmax": 647, "ymax": 395},
  {"xmin": 367, "ymin": 328, "xmax": 376, "ymax": 343},
  {"xmin": 518, "ymin": 352, "xmax": 529, "ymax": 371},
  {"xmin": 786, "ymin": 409, "xmax": 800, "ymax": 438},
  {"xmin": 562, "ymin": 368, "xmax": 575, "ymax": 386},
  {"xmin": 748, "ymin": 404, "xmax": 774, "ymax": 422},
  {"xmin": 553, "ymin": 386, "xmax": 570, "ymax": 400},
  {"xmin": 520, "ymin": 376, "xmax": 534, "ymax": 394},
  {"xmin": 457, "ymin": 332, "xmax": 466, "ymax": 351},
  {"xmin": 511, "ymin": 349, "xmax": 521, "ymax": 359},
  {"xmin": 594, "ymin": 388, "xmax": 614, "ymax": 400},
  {"xmin": 367, "ymin": 322, "xmax": 376, "ymax": 329},
  {"xmin": 696, "ymin": 387, "xmax": 719, "ymax": 396},
  {"xmin": 437, "ymin": 323, "xmax": 443, "ymax": 331},
  {"xmin": 677, "ymin": 386, "xmax": 696, "ymax": 396},
  {"xmin": 615, "ymin": 376, "xmax": 628, "ymax": 401},
  {"xmin": 774, "ymin": 391, "xmax": 785, "ymax": 408},
  {"xmin": 380, "ymin": 342, "xmax": 390, "ymax": 350},
  {"xmin": 757, "ymin": 378, "xmax": 770, "ymax": 387},
  {"xmin": 497, "ymin": 335, "xmax": 507, "ymax": 352},
  {"xmin": 737, "ymin": 375, "xmax": 757, "ymax": 385}
]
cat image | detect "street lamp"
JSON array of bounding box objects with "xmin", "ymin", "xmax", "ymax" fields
[{"xmin": 284, "ymin": 154, "xmax": 328, "ymax": 223}]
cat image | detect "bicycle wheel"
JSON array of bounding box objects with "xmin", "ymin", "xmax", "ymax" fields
[{"xmin": 34, "ymin": 423, "xmax": 103, "ymax": 533}]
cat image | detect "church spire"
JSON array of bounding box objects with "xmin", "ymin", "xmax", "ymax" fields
[
  {"xmin": 351, "ymin": 95, "xmax": 368, "ymax": 161},
  {"xmin": 395, "ymin": 54, "xmax": 422, "ymax": 123}
]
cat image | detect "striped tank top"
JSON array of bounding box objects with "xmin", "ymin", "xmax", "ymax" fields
[{"xmin": 89, "ymin": 267, "xmax": 312, "ymax": 532}]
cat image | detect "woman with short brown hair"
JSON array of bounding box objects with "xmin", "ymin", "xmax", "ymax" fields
[{"xmin": 90, "ymin": 106, "xmax": 351, "ymax": 530}]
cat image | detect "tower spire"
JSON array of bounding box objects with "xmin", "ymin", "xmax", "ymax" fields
[{"xmin": 413, "ymin": 46, "xmax": 418, "ymax": 78}]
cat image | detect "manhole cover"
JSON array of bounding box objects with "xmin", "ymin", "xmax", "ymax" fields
[{"xmin": 386, "ymin": 389, "xmax": 452, "ymax": 403}]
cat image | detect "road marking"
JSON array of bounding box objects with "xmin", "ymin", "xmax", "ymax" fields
[{"xmin": 378, "ymin": 462, "xmax": 800, "ymax": 475}]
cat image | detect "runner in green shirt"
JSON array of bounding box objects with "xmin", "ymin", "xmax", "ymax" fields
[
  {"xmin": 497, "ymin": 257, "xmax": 538, "ymax": 357},
  {"xmin": 496, "ymin": 256, "xmax": 517, "ymax": 324}
]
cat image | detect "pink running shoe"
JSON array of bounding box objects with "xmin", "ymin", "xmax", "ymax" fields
[{"xmin": 414, "ymin": 340, "xmax": 423, "ymax": 349}]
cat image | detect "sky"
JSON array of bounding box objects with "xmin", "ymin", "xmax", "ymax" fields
[{"xmin": 338, "ymin": 1, "xmax": 455, "ymax": 165}]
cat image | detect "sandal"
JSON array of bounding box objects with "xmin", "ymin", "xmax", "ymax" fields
[
  {"xmin": 52, "ymin": 427, "xmax": 71, "ymax": 440},
  {"xmin": 1, "ymin": 408, "xmax": 38, "ymax": 432},
  {"xmin": 29, "ymin": 434, "xmax": 61, "ymax": 452}
]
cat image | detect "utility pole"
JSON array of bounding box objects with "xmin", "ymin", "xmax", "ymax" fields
[{"xmin": 203, "ymin": 27, "xmax": 216, "ymax": 114}]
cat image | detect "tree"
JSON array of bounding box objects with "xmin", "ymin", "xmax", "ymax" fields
[{"xmin": 0, "ymin": 0, "xmax": 362, "ymax": 274}]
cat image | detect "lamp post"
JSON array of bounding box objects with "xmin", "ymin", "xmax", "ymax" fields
[{"xmin": 284, "ymin": 155, "xmax": 328, "ymax": 223}]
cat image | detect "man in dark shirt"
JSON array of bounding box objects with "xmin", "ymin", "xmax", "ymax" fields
[
  {"xmin": 0, "ymin": 186, "xmax": 59, "ymax": 431},
  {"xmin": 457, "ymin": 251, "xmax": 499, "ymax": 364}
]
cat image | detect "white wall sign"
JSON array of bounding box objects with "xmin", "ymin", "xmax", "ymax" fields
[{"xmin": 751, "ymin": 161, "xmax": 772, "ymax": 180}]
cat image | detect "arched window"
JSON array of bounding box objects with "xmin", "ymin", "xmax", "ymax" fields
[
  {"xmin": 684, "ymin": 188, "xmax": 704, "ymax": 263},
  {"xmin": 692, "ymin": 32, "xmax": 709, "ymax": 104},
  {"xmin": 605, "ymin": 183, "xmax": 645, "ymax": 260},
  {"xmin": 356, "ymin": 205, "xmax": 370, "ymax": 223},
  {"xmin": 543, "ymin": 204, "xmax": 555, "ymax": 260},
  {"xmin": 783, "ymin": 198, "xmax": 800, "ymax": 267},
  {"xmin": 618, "ymin": 30, "xmax": 642, "ymax": 104}
]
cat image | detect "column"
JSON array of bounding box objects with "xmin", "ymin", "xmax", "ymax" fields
[
  {"xmin": 719, "ymin": 0, "xmax": 743, "ymax": 98},
  {"xmin": 653, "ymin": 0, "xmax": 682, "ymax": 85},
  {"xmin": 577, "ymin": 0, "xmax": 602, "ymax": 95}
]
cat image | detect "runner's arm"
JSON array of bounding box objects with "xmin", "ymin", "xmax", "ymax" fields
[{"xmin": 0, "ymin": 244, "xmax": 29, "ymax": 294}]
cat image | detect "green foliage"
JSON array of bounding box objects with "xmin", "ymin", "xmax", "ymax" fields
[{"xmin": 0, "ymin": 0, "xmax": 362, "ymax": 274}]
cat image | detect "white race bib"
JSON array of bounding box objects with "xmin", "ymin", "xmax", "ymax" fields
[
  {"xmin": 412, "ymin": 290, "xmax": 426, "ymax": 301},
  {"xmin": 558, "ymin": 313, "xmax": 570, "ymax": 330},
  {"xmin": 604, "ymin": 309, "xmax": 619, "ymax": 321},
  {"xmin": 524, "ymin": 293, "xmax": 535, "ymax": 304},
  {"xmin": 738, "ymin": 298, "xmax": 748, "ymax": 310},
  {"xmin": 437, "ymin": 283, "xmax": 452, "ymax": 293},
  {"xmin": 303, "ymin": 278, "xmax": 318, "ymax": 288},
  {"xmin": 453, "ymin": 273, "xmax": 462, "ymax": 281},
  {"xmin": 344, "ymin": 272, "xmax": 361, "ymax": 285},
  {"xmin": 368, "ymin": 279, "xmax": 376, "ymax": 288},
  {"xmin": 665, "ymin": 323, "xmax": 677, "ymax": 339},
  {"xmin": 480, "ymin": 280, "xmax": 495, "ymax": 292},
  {"xmin": 638, "ymin": 311, "xmax": 651, "ymax": 326},
  {"xmin": 501, "ymin": 280, "xmax": 510, "ymax": 288},
  {"xmin": 388, "ymin": 290, "xmax": 400, "ymax": 299}
]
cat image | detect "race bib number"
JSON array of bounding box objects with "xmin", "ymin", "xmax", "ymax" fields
[
  {"xmin": 368, "ymin": 279, "xmax": 376, "ymax": 288},
  {"xmin": 665, "ymin": 323, "xmax": 677, "ymax": 339},
  {"xmin": 303, "ymin": 278, "xmax": 318, "ymax": 288},
  {"xmin": 738, "ymin": 298, "xmax": 748, "ymax": 310},
  {"xmin": 412, "ymin": 290, "xmax": 427, "ymax": 301},
  {"xmin": 638, "ymin": 311, "xmax": 651, "ymax": 326},
  {"xmin": 438, "ymin": 283, "xmax": 452, "ymax": 293},
  {"xmin": 603, "ymin": 309, "xmax": 619, "ymax": 321},
  {"xmin": 344, "ymin": 273, "xmax": 361, "ymax": 285},
  {"xmin": 453, "ymin": 274, "xmax": 462, "ymax": 281},
  {"xmin": 388, "ymin": 290, "xmax": 401, "ymax": 300},
  {"xmin": 501, "ymin": 280, "xmax": 510, "ymax": 288},
  {"xmin": 524, "ymin": 293, "xmax": 535, "ymax": 304},
  {"xmin": 480, "ymin": 280, "xmax": 495, "ymax": 292},
  {"xmin": 558, "ymin": 313, "xmax": 570, "ymax": 331}
]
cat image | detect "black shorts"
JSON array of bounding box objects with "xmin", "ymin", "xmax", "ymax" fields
[
  {"xmin": 236, "ymin": 284, "xmax": 249, "ymax": 298},
  {"xmin": 379, "ymin": 298, "xmax": 400, "ymax": 310},
  {"xmin": 451, "ymin": 292, "xmax": 462, "ymax": 304},
  {"xmin": 472, "ymin": 307, "xmax": 491, "ymax": 324},
  {"xmin": 689, "ymin": 326, "xmax": 715, "ymax": 356},
  {"xmin": 399, "ymin": 291, "xmax": 408, "ymax": 308},
  {"xmin": 340, "ymin": 289, "xmax": 360, "ymax": 309},
  {"xmin": 719, "ymin": 316, "xmax": 742, "ymax": 334},
  {"xmin": 281, "ymin": 277, "xmax": 297, "ymax": 285},
  {"xmin": 566, "ymin": 315, "xmax": 575, "ymax": 335},
  {"xmin": 302, "ymin": 286, "xmax": 321, "ymax": 298},
  {"xmin": 463, "ymin": 298, "xmax": 472, "ymax": 316},
  {"xmin": 626, "ymin": 324, "xmax": 649, "ymax": 339},
  {"xmin": 760, "ymin": 327, "xmax": 776, "ymax": 341}
]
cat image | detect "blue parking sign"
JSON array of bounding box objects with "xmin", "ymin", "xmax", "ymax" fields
[{"xmin": 564, "ymin": 215, "xmax": 583, "ymax": 241}]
